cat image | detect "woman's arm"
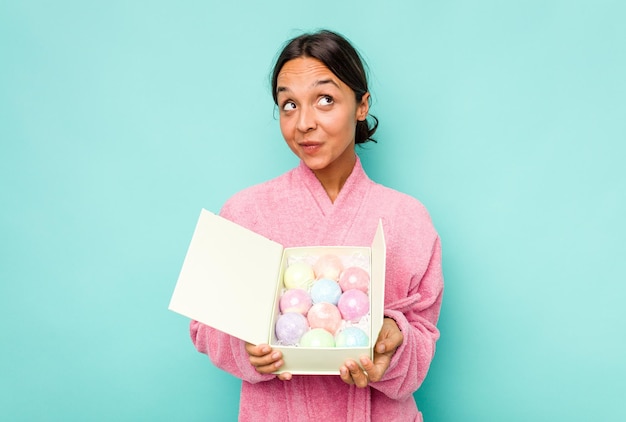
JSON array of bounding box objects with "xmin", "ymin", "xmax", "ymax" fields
[
  {"xmin": 190, "ymin": 321, "xmax": 276, "ymax": 384},
  {"xmin": 367, "ymin": 236, "xmax": 444, "ymax": 400}
]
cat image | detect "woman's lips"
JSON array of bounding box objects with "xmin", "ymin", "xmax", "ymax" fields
[{"xmin": 299, "ymin": 141, "xmax": 322, "ymax": 154}]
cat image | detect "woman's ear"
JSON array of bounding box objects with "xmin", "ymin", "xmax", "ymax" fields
[{"xmin": 356, "ymin": 92, "xmax": 370, "ymax": 121}]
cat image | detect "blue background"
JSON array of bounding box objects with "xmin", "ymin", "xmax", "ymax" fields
[{"xmin": 1, "ymin": 1, "xmax": 625, "ymax": 420}]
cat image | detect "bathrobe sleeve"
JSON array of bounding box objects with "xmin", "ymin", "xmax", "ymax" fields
[
  {"xmin": 369, "ymin": 204, "xmax": 444, "ymax": 400},
  {"xmin": 190, "ymin": 321, "xmax": 274, "ymax": 384}
]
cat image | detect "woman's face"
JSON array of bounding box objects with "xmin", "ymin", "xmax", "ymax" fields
[{"xmin": 276, "ymin": 57, "xmax": 369, "ymax": 176}]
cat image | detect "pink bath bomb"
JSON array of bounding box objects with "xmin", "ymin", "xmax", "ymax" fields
[
  {"xmin": 307, "ymin": 302, "xmax": 342, "ymax": 334},
  {"xmin": 339, "ymin": 266, "xmax": 370, "ymax": 293},
  {"xmin": 337, "ymin": 289, "xmax": 370, "ymax": 322},
  {"xmin": 313, "ymin": 254, "xmax": 343, "ymax": 281},
  {"xmin": 275, "ymin": 312, "xmax": 309, "ymax": 345},
  {"xmin": 279, "ymin": 289, "xmax": 312, "ymax": 315}
]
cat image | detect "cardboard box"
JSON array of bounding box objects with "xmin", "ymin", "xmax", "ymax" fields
[{"xmin": 168, "ymin": 209, "xmax": 386, "ymax": 375}]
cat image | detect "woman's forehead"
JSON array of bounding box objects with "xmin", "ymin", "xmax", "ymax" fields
[{"xmin": 276, "ymin": 57, "xmax": 344, "ymax": 92}]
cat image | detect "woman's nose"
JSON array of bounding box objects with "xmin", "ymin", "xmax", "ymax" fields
[{"xmin": 296, "ymin": 106, "xmax": 316, "ymax": 132}]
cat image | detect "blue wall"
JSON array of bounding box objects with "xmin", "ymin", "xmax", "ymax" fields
[{"xmin": 1, "ymin": 1, "xmax": 624, "ymax": 420}]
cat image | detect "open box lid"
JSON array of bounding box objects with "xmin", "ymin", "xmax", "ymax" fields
[
  {"xmin": 169, "ymin": 209, "xmax": 284, "ymax": 345},
  {"xmin": 370, "ymin": 219, "xmax": 386, "ymax": 342},
  {"xmin": 169, "ymin": 209, "xmax": 386, "ymax": 347}
]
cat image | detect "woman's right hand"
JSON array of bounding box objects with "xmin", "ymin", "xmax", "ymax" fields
[{"xmin": 244, "ymin": 343, "xmax": 292, "ymax": 380}]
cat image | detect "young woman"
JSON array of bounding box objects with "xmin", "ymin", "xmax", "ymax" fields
[{"xmin": 190, "ymin": 30, "xmax": 443, "ymax": 422}]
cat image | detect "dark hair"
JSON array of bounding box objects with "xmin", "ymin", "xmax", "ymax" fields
[{"xmin": 271, "ymin": 30, "xmax": 378, "ymax": 144}]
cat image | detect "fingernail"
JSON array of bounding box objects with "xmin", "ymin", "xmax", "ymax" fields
[{"xmin": 272, "ymin": 352, "xmax": 281, "ymax": 359}]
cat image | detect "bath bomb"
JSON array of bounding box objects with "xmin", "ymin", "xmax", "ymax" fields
[
  {"xmin": 279, "ymin": 288, "xmax": 312, "ymax": 315},
  {"xmin": 299, "ymin": 328, "xmax": 335, "ymax": 348},
  {"xmin": 283, "ymin": 262, "xmax": 314, "ymax": 289},
  {"xmin": 339, "ymin": 266, "xmax": 370, "ymax": 293},
  {"xmin": 310, "ymin": 278, "xmax": 342, "ymax": 305},
  {"xmin": 337, "ymin": 289, "xmax": 370, "ymax": 322},
  {"xmin": 275, "ymin": 312, "xmax": 309, "ymax": 345},
  {"xmin": 335, "ymin": 327, "xmax": 369, "ymax": 347},
  {"xmin": 313, "ymin": 254, "xmax": 343, "ymax": 281},
  {"xmin": 307, "ymin": 302, "xmax": 342, "ymax": 334}
]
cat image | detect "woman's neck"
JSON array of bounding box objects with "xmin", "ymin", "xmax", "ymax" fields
[{"xmin": 312, "ymin": 153, "xmax": 356, "ymax": 203}]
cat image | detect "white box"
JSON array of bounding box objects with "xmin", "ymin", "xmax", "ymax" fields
[{"xmin": 169, "ymin": 209, "xmax": 386, "ymax": 375}]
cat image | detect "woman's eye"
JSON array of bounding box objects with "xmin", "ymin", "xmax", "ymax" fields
[
  {"xmin": 282, "ymin": 101, "xmax": 296, "ymax": 111},
  {"xmin": 318, "ymin": 95, "xmax": 334, "ymax": 106}
]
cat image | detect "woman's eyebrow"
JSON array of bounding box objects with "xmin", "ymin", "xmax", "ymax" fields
[
  {"xmin": 276, "ymin": 79, "xmax": 340, "ymax": 95},
  {"xmin": 313, "ymin": 79, "xmax": 340, "ymax": 89}
]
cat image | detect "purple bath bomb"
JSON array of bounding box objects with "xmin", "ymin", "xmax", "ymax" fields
[
  {"xmin": 337, "ymin": 289, "xmax": 370, "ymax": 322},
  {"xmin": 279, "ymin": 289, "xmax": 312, "ymax": 315},
  {"xmin": 339, "ymin": 266, "xmax": 370, "ymax": 293},
  {"xmin": 335, "ymin": 327, "xmax": 369, "ymax": 347},
  {"xmin": 275, "ymin": 312, "xmax": 309, "ymax": 345},
  {"xmin": 307, "ymin": 302, "xmax": 342, "ymax": 334}
]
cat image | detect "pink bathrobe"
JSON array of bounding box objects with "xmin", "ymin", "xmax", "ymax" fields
[{"xmin": 190, "ymin": 157, "xmax": 443, "ymax": 421}]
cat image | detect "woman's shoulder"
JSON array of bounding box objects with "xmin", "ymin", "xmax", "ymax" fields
[
  {"xmin": 370, "ymin": 182, "xmax": 432, "ymax": 220},
  {"xmin": 366, "ymin": 181, "xmax": 439, "ymax": 242},
  {"xmin": 227, "ymin": 169, "xmax": 294, "ymax": 203},
  {"xmin": 219, "ymin": 168, "xmax": 297, "ymax": 223}
]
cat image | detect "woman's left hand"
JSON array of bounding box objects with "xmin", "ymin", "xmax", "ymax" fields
[{"xmin": 339, "ymin": 317, "xmax": 403, "ymax": 387}]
